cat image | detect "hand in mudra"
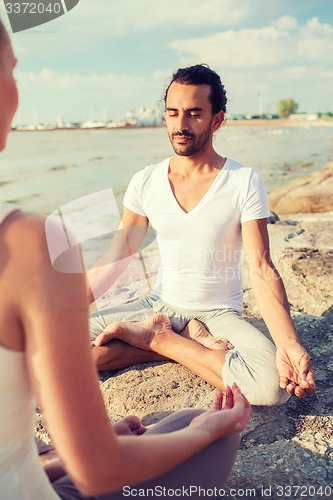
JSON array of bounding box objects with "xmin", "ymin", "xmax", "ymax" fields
[
  {"xmin": 276, "ymin": 341, "xmax": 316, "ymax": 399},
  {"xmin": 189, "ymin": 384, "xmax": 251, "ymax": 441}
]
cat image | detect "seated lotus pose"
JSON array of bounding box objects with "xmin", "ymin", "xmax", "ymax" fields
[
  {"xmin": 88, "ymin": 64, "xmax": 316, "ymax": 407},
  {"xmin": 0, "ymin": 20, "xmax": 251, "ymax": 499}
]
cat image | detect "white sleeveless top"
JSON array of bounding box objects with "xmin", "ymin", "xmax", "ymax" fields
[{"xmin": 0, "ymin": 205, "xmax": 59, "ymax": 499}]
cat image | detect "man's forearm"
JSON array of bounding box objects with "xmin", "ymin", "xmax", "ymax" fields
[{"xmin": 250, "ymin": 262, "xmax": 300, "ymax": 347}]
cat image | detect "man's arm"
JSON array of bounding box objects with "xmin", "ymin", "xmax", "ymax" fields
[
  {"xmin": 241, "ymin": 218, "xmax": 316, "ymax": 398},
  {"xmin": 87, "ymin": 208, "xmax": 149, "ymax": 303}
]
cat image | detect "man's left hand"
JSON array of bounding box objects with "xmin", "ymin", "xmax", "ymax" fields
[{"xmin": 276, "ymin": 341, "xmax": 316, "ymax": 398}]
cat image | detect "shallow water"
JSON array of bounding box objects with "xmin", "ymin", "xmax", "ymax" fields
[
  {"xmin": 1, "ymin": 125, "xmax": 332, "ymax": 266},
  {"xmin": 1, "ymin": 125, "xmax": 332, "ymax": 213}
]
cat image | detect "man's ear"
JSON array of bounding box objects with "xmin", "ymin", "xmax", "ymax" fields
[{"xmin": 212, "ymin": 110, "xmax": 224, "ymax": 131}]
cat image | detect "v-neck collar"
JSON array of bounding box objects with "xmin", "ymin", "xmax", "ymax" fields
[{"xmin": 164, "ymin": 158, "xmax": 229, "ymax": 216}]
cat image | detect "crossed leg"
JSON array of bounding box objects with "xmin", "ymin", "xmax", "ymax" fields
[
  {"xmin": 91, "ymin": 314, "xmax": 231, "ymax": 390},
  {"xmin": 37, "ymin": 416, "xmax": 147, "ymax": 484},
  {"xmin": 90, "ymin": 307, "xmax": 288, "ymax": 405},
  {"xmin": 39, "ymin": 411, "xmax": 240, "ymax": 499}
]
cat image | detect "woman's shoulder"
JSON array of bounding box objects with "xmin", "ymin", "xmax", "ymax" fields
[{"xmin": 0, "ymin": 209, "xmax": 45, "ymax": 240}]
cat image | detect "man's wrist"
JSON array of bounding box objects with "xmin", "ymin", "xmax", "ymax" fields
[
  {"xmin": 272, "ymin": 325, "xmax": 300, "ymax": 348},
  {"xmin": 275, "ymin": 336, "xmax": 300, "ymax": 349}
]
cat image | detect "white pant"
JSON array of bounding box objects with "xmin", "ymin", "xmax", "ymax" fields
[{"xmin": 90, "ymin": 293, "xmax": 290, "ymax": 406}]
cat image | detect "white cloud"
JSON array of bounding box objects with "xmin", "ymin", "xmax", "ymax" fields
[
  {"xmin": 169, "ymin": 17, "xmax": 333, "ymax": 69},
  {"xmin": 3, "ymin": 2, "xmax": 332, "ymax": 120},
  {"xmin": 170, "ymin": 27, "xmax": 292, "ymax": 68},
  {"xmin": 273, "ymin": 16, "xmax": 298, "ymax": 30},
  {"xmin": 5, "ymin": 0, "xmax": 255, "ymax": 59},
  {"xmin": 168, "ymin": 16, "xmax": 333, "ymax": 114},
  {"xmin": 80, "ymin": 0, "xmax": 254, "ymax": 35}
]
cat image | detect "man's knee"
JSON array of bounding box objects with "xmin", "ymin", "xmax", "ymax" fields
[
  {"xmin": 222, "ymin": 357, "xmax": 290, "ymax": 406},
  {"xmin": 222, "ymin": 346, "xmax": 292, "ymax": 406},
  {"xmin": 244, "ymin": 381, "xmax": 291, "ymax": 406},
  {"xmin": 236, "ymin": 370, "xmax": 291, "ymax": 406}
]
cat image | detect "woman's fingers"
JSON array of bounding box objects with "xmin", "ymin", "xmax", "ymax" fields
[{"xmin": 212, "ymin": 390, "xmax": 224, "ymax": 411}]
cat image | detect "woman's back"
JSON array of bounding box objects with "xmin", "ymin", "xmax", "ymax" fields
[{"xmin": 0, "ymin": 206, "xmax": 59, "ymax": 499}]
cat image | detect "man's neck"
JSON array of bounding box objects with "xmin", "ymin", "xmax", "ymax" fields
[{"xmin": 170, "ymin": 150, "xmax": 225, "ymax": 176}]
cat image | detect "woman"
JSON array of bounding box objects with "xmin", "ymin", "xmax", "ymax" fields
[{"xmin": 0, "ymin": 19, "xmax": 250, "ymax": 499}]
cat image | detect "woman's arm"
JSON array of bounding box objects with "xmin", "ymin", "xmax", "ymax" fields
[{"xmin": 12, "ymin": 214, "xmax": 248, "ymax": 496}]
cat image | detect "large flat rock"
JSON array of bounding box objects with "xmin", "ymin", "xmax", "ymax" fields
[{"xmin": 268, "ymin": 162, "xmax": 333, "ymax": 213}]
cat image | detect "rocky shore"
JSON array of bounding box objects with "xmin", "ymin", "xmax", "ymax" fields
[{"xmin": 36, "ymin": 165, "xmax": 333, "ymax": 499}]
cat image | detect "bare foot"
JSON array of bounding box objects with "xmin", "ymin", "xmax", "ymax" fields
[
  {"xmin": 93, "ymin": 313, "xmax": 172, "ymax": 350},
  {"xmin": 181, "ymin": 319, "xmax": 234, "ymax": 351}
]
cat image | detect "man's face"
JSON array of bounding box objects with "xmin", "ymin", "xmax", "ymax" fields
[{"xmin": 165, "ymin": 82, "xmax": 218, "ymax": 157}]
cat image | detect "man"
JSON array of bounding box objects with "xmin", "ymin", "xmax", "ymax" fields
[{"xmin": 87, "ymin": 64, "xmax": 315, "ymax": 406}]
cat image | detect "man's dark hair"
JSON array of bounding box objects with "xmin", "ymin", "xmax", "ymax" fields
[{"xmin": 164, "ymin": 64, "xmax": 227, "ymax": 115}]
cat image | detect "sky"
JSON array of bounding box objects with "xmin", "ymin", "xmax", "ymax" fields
[{"xmin": 1, "ymin": 0, "xmax": 333, "ymax": 124}]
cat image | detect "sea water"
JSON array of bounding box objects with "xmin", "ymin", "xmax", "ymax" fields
[{"xmin": 1, "ymin": 125, "xmax": 332, "ymax": 266}]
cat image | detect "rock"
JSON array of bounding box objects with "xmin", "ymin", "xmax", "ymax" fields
[
  {"xmin": 268, "ymin": 162, "xmax": 333, "ymax": 213},
  {"xmin": 267, "ymin": 211, "xmax": 280, "ymax": 224},
  {"xmin": 273, "ymin": 248, "xmax": 333, "ymax": 316},
  {"xmin": 243, "ymin": 213, "xmax": 333, "ymax": 316}
]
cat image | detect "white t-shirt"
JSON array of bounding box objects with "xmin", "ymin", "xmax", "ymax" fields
[{"xmin": 123, "ymin": 158, "xmax": 270, "ymax": 312}]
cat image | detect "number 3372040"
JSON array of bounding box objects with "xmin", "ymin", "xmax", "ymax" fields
[{"xmin": 5, "ymin": 3, "xmax": 62, "ymax": 14}]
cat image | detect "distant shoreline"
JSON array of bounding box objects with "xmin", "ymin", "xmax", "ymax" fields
[
  {"xmin": 224, "ymin": 118, "xmax": 333, "ymax": 128},
  {"xmin": 11, "ymin": 118, "xmax": 333, "ymax": 132}
]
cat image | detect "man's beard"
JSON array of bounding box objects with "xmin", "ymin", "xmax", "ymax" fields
[{"xmin": 169, "ymin": 122, "xmax": 213, "ymax": 157}]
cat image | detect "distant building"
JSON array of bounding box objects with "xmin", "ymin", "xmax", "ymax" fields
[
  {"xmin": 80, "ymin": 121, "xmax": 106, "ymax": 129},
  {"xmin": 289, "ymin": 113, "xmax": 318, "ymax": 121},
  {"xmin": 57, "ymin": 115, "xmax": 64, "ymax": 129},
  {"xmin": 125, "ymin": 107, "xmax": 163, "ymax": 127}
]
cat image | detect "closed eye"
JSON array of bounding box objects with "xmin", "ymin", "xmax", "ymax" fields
[
  {"xmin": 187, "ymin": 108, "xmax": 203, "ymax": 117},
  {"xmin": 166, "ymin": 109, "xmax": 178, "ymax": 117}
]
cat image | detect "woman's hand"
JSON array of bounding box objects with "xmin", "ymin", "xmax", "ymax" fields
[{"xmin": 189, "ymin": 384, "xmax": 251, "ymax": 441}]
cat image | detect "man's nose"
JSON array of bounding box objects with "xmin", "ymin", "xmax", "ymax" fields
[{"xmin": 175, "ymin": 113, "xmax": 189, "ymax": 132}]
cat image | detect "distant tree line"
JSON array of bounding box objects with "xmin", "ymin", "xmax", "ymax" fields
[
  {"xmin": 276, "ymin": 98, "xmax": 298, "ymax": 118},
  {"xmin": 318, "ymin": 112, "xmax": 333, "ymax": 118},
  {"xmin": 276, "ymin": 98, "xmax": 332, "ymax": 118}
]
